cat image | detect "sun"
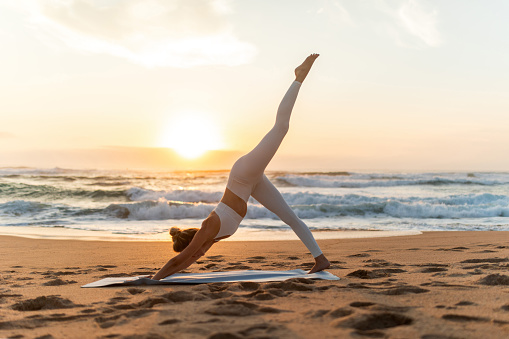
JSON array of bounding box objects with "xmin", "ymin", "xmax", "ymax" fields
[{"xmin": 160, "ymin": 112, "xmax": 223, "ymax": 159}]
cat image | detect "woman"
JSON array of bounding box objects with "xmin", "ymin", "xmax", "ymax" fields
[{"xmin": 152, "ymin": 54, "xmax": 330, "ymax": 280}]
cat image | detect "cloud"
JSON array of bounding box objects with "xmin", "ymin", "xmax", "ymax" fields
[
  {"xmin": 330, "ymin": 0, "xmax": 443, "ymax": 49},
  {"xmin": 394, "ymin": 0, "xmax": 442, "ymax": 47},
  {"xmin": 14, "ymin": 0, "xmax": 257, "ymax": 68}
]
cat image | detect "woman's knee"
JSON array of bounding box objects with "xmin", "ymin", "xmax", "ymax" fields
[{"xmin": 273, "ymin": 122, "xmax": 289, "ymax": 137}]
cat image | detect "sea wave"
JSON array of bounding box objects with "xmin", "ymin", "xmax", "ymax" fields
[
  {"xmin": 102, "ymin": 192, "xmax": 509, "ymax": 220},
  {"xmin": 0, "ymin": 182, "xmax": 128, "ymax": 201},
  {"xmin": 275, "ymin": 173, "xmax": 509, "ymax": 188},
  {"xmin": 3, "ymin": 191, "xmax": 509, "ymax": 222}
]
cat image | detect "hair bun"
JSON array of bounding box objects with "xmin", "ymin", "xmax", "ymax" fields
[{"xmin": 169, "ymin": 227, "xmax": 181, "ymax": 237}]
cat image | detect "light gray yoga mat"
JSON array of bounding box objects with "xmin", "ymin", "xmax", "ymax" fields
[{"xmin": 82, "ymin": 269, "xmax": 339, "ymax": 288}]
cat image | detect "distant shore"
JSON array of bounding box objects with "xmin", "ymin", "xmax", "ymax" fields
[{"xmin": 1, "ymin": 231, "xmax": 508, "ymax": 338}]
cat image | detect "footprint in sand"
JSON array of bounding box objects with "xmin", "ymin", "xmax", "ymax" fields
[
  {"xmin": 41, "ymin": 270, "xmax": 79, "ymax": 277},
  {"xmin": 243, "ymin": 287, "xmax": 288, "ymax": 299},
  {"xmin": 263, "ymin": 280, "xmax": 315, "ymax": 292},
  {"xmin": 442, "ymin": 314, "xmax": 490, "ymax": 322},
  {"xmin": 11, "ymin": 295, "xmax": 79, "ymax": 311},
  {"xmin": 99, "ymin": 273, "xmax": 131, "ymax": 278},
  {"xmin": 206, "ymin": 282, "xmax": 230, "ymax": 292},
  {"xmin": 420, "ymin": 267, "xmax": 448, "ymax": 273},
  {"xmin": 420, "ymin": 281, "xmax": 476, "ymax": 289},
  {"xmin": 364, "ymin": 259, "xmax": 404, "ymax": 268},
  {"xmin": 203, "ymin": 291, "xmax": 234, "ymax": 300},
  {"xmin": 379, "ymin": 286, "xmax": 429, "ymax": 295},
  {"xmin": 335, "ymin": 312, "xmax": 413, "ymax": 330},
  {"xmin": 223, "ymin": 264, "xmax": 252, "ymax": 271},
  {"xmin": 247, "ymin": 256, "xmax": 267, "ymax": 262},
  {"xmin": 206, "ymin": 255, "xmax": 225, "ymax": 263},
  {"xmin": 461, "ymin": 257, "xmax": 508, "ymax": 264},
  {"xmin": 307, "ymin": 307, "xmax": 354, "ymax": 319},
  {"xmin": 159, "ymin": 319, "xmax": 181, "ymax": 325},
  {"xmin": 208, "ymin": 323, "xmax": 290, "ymax": 339},
  {"xmin": 330, "ymin": 260, "xmax": 346, "ymax": 264},
  {"xmin": 435, "ymin": 247, "xmax": 469, "ymax": 252},
  {"xmin": 42, "ymin": 278, "xmax": 77, "ymax": 286},
  {"xmin": 237, "ymin": 323, "xmax": 288, "ymax": 337},
  {"xmin": 347, "ymin": 269, "xmax": 406, "ymax": 279},
  {"xmin": 350, "ymin": 302, "xmax": 376, "ymax": 308},
  {"xmin": 238, "ymin": 281, "xmax": 260, "ymax": 291},
  {"xmin": 94, "ymin": 314, "xmax": 124, "ymax": 329},
  {"xmin": 478, "ymin": 273, "xmax": 509, "ymax": 285},
  {"xmin": 160, "ymin": 291, "xmax": 208, "ymax": 303},
  {"xmin": 126, "ymin": 288, "xmax": 145, "ymax": 295},
  {"xmin": 466, "ymin": 268, "xmax": 484, "ymax": 275},
  {"xmin": 347, "ymin": 253, "xmax": 371, "ymax": 258}
]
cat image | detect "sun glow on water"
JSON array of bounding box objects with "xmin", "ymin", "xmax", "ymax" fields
[{"xmin": 160, "ymin": 111, "xmax": 224, "ymax": 159}]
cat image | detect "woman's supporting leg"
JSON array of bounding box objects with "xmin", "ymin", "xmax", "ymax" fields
[
  {"xmin": 251, "ymin": 176, "xmax": 330, "ymax": 274},
  {"xmin": 251, "ymin": 176, "xmax": 322, "ymax": 256}
]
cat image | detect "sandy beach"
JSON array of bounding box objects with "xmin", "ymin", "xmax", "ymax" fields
[{"xmin": 1, "ymin": 231, "xmax": 508, "ymax": 339}]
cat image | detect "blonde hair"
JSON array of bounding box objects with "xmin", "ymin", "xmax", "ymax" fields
[{"xmin": 169, "ymin": 227, "xmax": 199, "ymax": 252}]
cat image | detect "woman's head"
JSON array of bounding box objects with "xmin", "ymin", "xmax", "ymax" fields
[{"xmin": 169, "ymin": 227, "xmax": 198, "ymax": 252}]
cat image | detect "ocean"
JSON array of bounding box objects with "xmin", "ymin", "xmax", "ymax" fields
[{"xmin": 1, "ymin": 167, "xmax": 509, "ymax": 240}]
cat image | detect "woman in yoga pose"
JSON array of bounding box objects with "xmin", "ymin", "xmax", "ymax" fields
[{"xmin": 152, "ymin": 54, "xmax": 330, "ymax": 280}]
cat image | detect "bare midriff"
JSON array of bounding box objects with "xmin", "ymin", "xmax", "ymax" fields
[
  {"xmin": 220, "ymin": 187, "xmax": 247, "ymax": 218},
  {"xmin": 209, "ymin": 188, "xmax": 247, "ymax": 242}
]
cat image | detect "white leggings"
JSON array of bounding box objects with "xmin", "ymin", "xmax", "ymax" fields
[{"xmin": 226, "ymin": 81, "xmax": 323, "ymax": 258}]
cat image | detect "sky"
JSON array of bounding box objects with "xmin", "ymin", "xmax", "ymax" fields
[{"xmin": 0, "ymin": 0, "xmax": 508, "ymax": 171}]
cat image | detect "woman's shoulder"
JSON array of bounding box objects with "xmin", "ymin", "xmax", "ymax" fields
[{"xmin": 200, "ymin": 211, "xmax": 221, "ymax": 237}]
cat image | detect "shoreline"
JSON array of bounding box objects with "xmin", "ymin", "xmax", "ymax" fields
[
  {"xmin": 1, "ymin": 231, "xmax": 508, "ymax": 338},
  {"xmin": 0, "ymin": 225, "xmax": 422, "ymax": 242}
]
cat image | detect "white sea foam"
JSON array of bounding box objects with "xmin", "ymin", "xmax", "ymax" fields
[
  {"xmin": 126, "ymin": 187, "xmax": 222, "ymax": 203},
  {"xmin": 2, "ymin": 168, "xmax": 509, "ymax": 234}
]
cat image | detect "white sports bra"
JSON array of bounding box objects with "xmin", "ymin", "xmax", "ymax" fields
[{"xmin": 213, "ymin": 202, "xmax": 244, "ymax": 240}]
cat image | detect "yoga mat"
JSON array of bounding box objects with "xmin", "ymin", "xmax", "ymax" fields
[{"xmin": 82, "ymin": 269, "xmax": 339, "ymax": 288}]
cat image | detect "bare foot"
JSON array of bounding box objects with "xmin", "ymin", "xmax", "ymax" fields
[
  {"xmin": 308, "ymin": 254, "xmax": 330, "ymax": 274},
  {"xmin": 295, "ymin": 53, "xmax": 319, "ymax": 83}
]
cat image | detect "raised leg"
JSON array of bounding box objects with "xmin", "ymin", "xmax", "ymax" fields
[
  {"xmin": 251, "ymin": 175, "xmax": 330, "ymax": 273},
  {"xmin": 233, "ymin": 54, "xmax": 320, "ymax": 180},
  {"xmin": 233, "ymin": 81, "xmax": 301, "ymax": 180}
]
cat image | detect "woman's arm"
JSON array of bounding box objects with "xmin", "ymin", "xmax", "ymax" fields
[
  {"xmin": 160, "ymin": 239, "xmax": 215, "ymax": 278},
  {"xmin": 152, "ymin": 227, "xmax": 215, "ymax": 280}
]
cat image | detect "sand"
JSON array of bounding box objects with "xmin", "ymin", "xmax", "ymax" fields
[{"xmin": 0, "ymin": 231, "xmax": 508, "ymax": 339}]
